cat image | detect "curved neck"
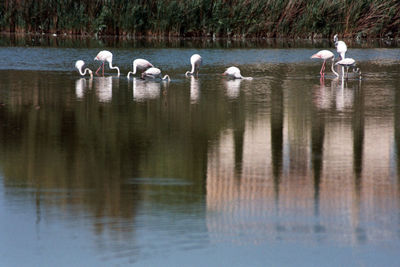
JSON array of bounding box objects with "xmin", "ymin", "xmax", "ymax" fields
[
  {"xmin": 79, "ymin": 67, "xmax": 93, "ymax": 77},
  {"xmin": 162, "ymin": 75, "xmax": 170, "ymax": 81},
  {"xmin": 331, "ymin": 60, "xmax": 339, "ymax": 77},
  {"xmin": 108, "ymin": 61, "xmax": 120, "ymax": 76},
  {"xmin": 127, "ymin": 71, "xmax": 133, "ymax": 78}
]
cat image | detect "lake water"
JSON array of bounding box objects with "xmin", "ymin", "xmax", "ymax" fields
[{"xmin": 1, "ymin": 35, "xmax": 400, "ymax": 266}]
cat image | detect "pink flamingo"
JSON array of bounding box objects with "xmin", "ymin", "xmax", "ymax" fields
[
  {"xmin": 94, "ymin": 50, "xmax": 120, "ymax": 77},
  {"xmin": 311, "ymin": 50, "xmax": 334, "ymax": 77}
]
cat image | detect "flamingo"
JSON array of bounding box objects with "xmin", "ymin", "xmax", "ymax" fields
[
  {"xmin": 335, "ymin": 58, "xmax": 361, "ymax": 79},
  {"xmin": 141, "ymin": 67, "xmax": 170, "ymax": 81},
  {"xmin": 94, "ymin": 50, "xmax": 120, "ymax": 77},
  {"xmin": 185, "ymin": 54, "xmax": 202, "ymax": 76},
  {"xmin": 127, "ymin": 59, "xmax": 153, "ymax": 78},
  {"xmin": 333, "ymin": 34, "xmax": 347, "ymax": 60},
  {"xmin": 222, "ymin": 66, "xmax": 252, "ymax": 80},
  {"xmin": 75, "ymin": 60, "xmax": 93, "ymax": 78},
  {"xmin": 311, "ymin": 50, "xmax": 334, "ymax": 76}
]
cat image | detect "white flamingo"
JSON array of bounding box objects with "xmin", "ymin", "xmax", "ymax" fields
[
  {"xmin": 335, "ymin": 58, "xmax": 361, "ymax": 79},
  {"xmin": 94, "ymin": 50, "xmax": 120, "ymax": 77},
  {"xmin": 333, "ymin": 34, "xmax": 347, "ymax": 60},
  {"xmin": 75, "ymin": 60, "xmax": 93, "ymax": 77},
  {"xmin": 311, "ymin": 50, "xmax": 335, "ymax": 76},
  {"xmin": 185, "ymin": 54, "xmax": 202, "ymax": 76},
  {"xmin": 127, "ymin": 59, "xmax": 153, "ymax": 78},
  {"xmin": 222, "ymin": 66, "xmax": 252, "ymax": 80},
  {"xmin": 141, "ymin": 67, "xmax": 170, "ymax": 81}
]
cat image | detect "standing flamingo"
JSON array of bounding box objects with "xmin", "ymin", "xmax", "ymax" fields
[
  {"xmin": 222, "ymin": 66, "xmax": 252, "ymax": 80},
  {"xmin": 75, "ymin": 60, "xmax": 93, "ymax": 77},
  {"xmin": 127, "ymin": 59, "xmax": 153, "ymax": 78},
  {"xmin": 141, "ymin": 67, "xmax": 170, "ymax": 81},
  {"xmin": 94, "ymin": 50, "xmax": 120, "ymax": 77},
  {"xmin": 333, "ymin": 34, "xmax": 347, "ymax": 60},
  {"xmin": 311, "ymin": 50, "xmax": 334, "ymax": 77},
  {"xmin": 185, "ymin": 54, "xmax": 202, "ymax": 76}
]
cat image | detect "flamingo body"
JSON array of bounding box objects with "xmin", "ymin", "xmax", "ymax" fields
[
  {"xmin": 75, "ymin": 60, "xmax": 93, "ymax": 77},
  {"xmin": 311, "ymin": 50, "xmax": 334, "ymax": 76},
  {"xmin": 142, "ymin": 67, "xmax": 170, "ymax": 81},
  {"xmin": 334, "ymin": 34, "xmax": 347, "ymax": 60},
  {"xmin": 185, "ymin": 54, "xmax": 202, "ymax": 76},
  {"xmin": 94, "ymin": 50, "xmax": 120, "ymax": 76},
  {"xmin": 127, "ymin": 59, "xmax": 153, "ymax": 78},
  {"xmin": 223, "ymin": 66, "xmax": 252, "ymax": 80}
]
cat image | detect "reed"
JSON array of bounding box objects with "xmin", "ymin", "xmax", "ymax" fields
[{"xmin": 1, "ymin": 0, "xmax": 399, "ymax": 38}]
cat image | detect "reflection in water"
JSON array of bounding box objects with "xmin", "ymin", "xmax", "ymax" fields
[
  {"xmin": 95, "ymin": 76, "xmax": 113, "ymax": 102},
  {"xmin": 334, "ymin": 77, "xmax": 354, "ymax": 111},
  {"xmin": 75, "ymin": 77, "xmax": 92, "ymax": 99},
  {"xmin": 0, "ymin": 56, "xmax": 400, "ymax": 265},
  {"xmin": 190, "ymin": 76, "xmax": 200, "ymax": 103},
  {"xmin": 224, "ymin": 79, "xmax": 242, "ymax": 99},
  {"xmin": 132, "ymin": 78, "xmax": 162, "ymax": 101}
]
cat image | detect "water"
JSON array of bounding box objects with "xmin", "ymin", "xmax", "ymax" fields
[{"xmin": 1, "ymin": 36, "xmax": 400, "ymax": 266}]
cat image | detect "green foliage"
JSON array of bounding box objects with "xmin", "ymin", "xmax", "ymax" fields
[{"xmin": 0, "ymin": 0, "xmax": 399, "ymax": 37}]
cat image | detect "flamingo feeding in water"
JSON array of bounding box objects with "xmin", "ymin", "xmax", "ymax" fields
[
  {"xmin": 335, "ymin": 58, "xmax": 361, "ymax": 79},
  {"xmin": 141, "ymin": 67, "xmax": 170, "ymax": 81},
  {"xmin": 127, "ymin": 59, "xmax": 154, "ymax": 78},
  {"xmin": 94, "ymin": 50, "xmax": 120, "ymax": 77},
  {"xmin": 222, "ymin": 66, "xmax": 253, "ymax": 80},
  {"xmin": 185, "ymin": 54, "xmax": 202, "ymax": 76},
  {"xmin": 75, "ymin": 60, "xmax": 93, "ymax": 78},
  {"xmin": 311, "ymin": 50, "xmax": 334, "ymax": 77}
]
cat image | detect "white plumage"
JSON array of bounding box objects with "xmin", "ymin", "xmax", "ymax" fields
[
  {"xmin": 94, "ymin": 50, "xmax": 120, "ymax": 76},
  {"xmin": 185, "ymin": 54, "xmax": 202, "ymax": 76},
  {"xmin": 223, "ymin": 66, "xmax": 252, "ymax": 80},
  {"xmin": 127, "ymin": 59, "xmax": 154, "ymax": 78},
  {"xmin": 75, "ymin": 60, "xmax": 93, "ymax": 77},
  {"xmin": 141, "ymin": 67, "xmax": 170, "ymax": 81}
]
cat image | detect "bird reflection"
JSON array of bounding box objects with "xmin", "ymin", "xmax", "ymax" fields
[
  {"xmin": 95, "ymin": 76, "xmax": 113, "ymax": 103},
  {"xmin": 224, "ymin": 79, "xmax": 242, "ymax": 99},
  {"xmin": 334, "ymin": 76, "xmax": 354, "ymax": 111},
  {"xmin": 190, "ymin": 76, "xmax": 200, "ymax": 103},
  {"xmin": 75, "ymin": 77, "xmax": 92, "ymax": 100},
  {"xmin": 313, "ymin": 77, "xmax": 332, "ymax": 110},
  {"xmin": 132, "ymin": 78, "xmax": 161, "ymax": 101},
  {"xmin": 313, "ymin": 77, "xmax": 354, "ymax": 111}
]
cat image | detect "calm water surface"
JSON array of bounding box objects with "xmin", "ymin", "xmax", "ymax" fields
[{"xmin": 1, "ymin": 37, "xmax": 400, "ymax": 266}]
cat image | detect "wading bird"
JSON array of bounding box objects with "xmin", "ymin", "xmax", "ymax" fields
[
  {"xmin": 222, "ymin": 66, "xmax": 252, "ymax": 80},
  {"xmin": 335, "ymin": 58, "xmax": 361, "ymax": 79},
  {"xmin": 75, "ymin": 60, "xmax": 93, "ymax": 77},
  {"xmin": 311, "ymin": 50, "xmax": 334, "ymax": 77},
  {"xmin": 127, "ymin": 59, "xmax": 153, "ymax": 78},
  {"xmin": 185, "ymin": 54, "xmax": 202, "ymax": 76},
  {"xmin": 94, "ymin": 50, "xmax": 120, "ymax": 77},
  {"xmin": 141, "ymin": 67, "xmax": 170, "ymax": 81},
  {"xmin": 333, "ymin": 34, "xmax": 347, "ymax": 60}
]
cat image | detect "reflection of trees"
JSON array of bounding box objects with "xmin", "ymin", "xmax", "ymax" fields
[{"xmin": 0, "ymin": 71, "xmax": 240, "ymax": 229}]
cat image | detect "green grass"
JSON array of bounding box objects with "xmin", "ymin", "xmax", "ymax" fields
[{"xmin": 1, "ymin": 0, "xmax": 399, "ymax": 38}]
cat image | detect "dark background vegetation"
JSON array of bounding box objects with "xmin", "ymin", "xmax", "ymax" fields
[{"xmin": 1, "ymin": 0, "xmax": 399, "ymax": 38}]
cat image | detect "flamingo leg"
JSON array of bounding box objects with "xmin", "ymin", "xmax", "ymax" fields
[
  {"xmin": 102, "ymin": 62, "xmax": 105, "ymax": 76},
  {"xmin": 320, "ymin": 60, "xmax": 326, "ymax": 76},
  {"xmin": 96, "ymin": 64, "xmax": 102, "ymax": 75}
]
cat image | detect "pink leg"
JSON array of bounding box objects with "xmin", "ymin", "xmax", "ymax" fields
[
  {"xmin": 96, "ymin": 64, "xmax": 102, "ymax": 75},
  {"xmin": 102, "ymin": 63, "xmax": 105, "ymax": 76},
  {"xmin": 320, "ymin": 60, "xmax": 326, "ymax": 76}
]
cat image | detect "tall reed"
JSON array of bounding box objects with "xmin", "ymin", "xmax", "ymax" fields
[{"xmin": 1, "ymin": 0, "xmax": 399, "ymax": 38}]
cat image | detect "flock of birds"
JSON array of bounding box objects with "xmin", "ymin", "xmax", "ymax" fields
[
  {"xmin": 76, "ymin": 34, "xmax": 360, "ymax": 81},
  {"xmin": 311, "ymin": 34, "xmax": 361, "ymax": 79},
  {"xmin": 75, "ymin": 50, "xmax": 251, "ymax": 81}
]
